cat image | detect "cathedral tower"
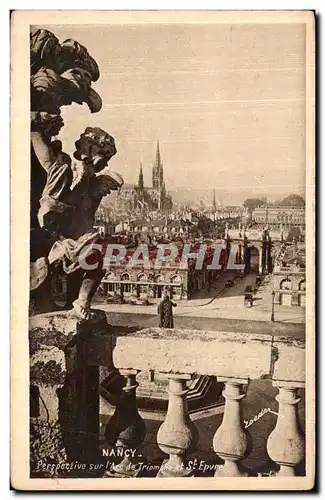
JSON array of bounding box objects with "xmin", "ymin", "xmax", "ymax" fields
[
  {"xmin": 138, "ymin": 163, "xmax": 144, "ymax": 191},
  {"xmin": 152, "ymin": 140, "xmax": 164, "ymax": 191}
]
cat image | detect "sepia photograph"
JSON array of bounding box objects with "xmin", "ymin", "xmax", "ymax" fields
[{"xmin": 10, "ymin": 10, "xmax": 315, "ymax": 491}]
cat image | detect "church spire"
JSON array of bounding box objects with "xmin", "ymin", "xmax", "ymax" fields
[
  {"xmin": 138, "ymin": 162, "xmax": 144, "ymax": 190},
  {"xmin": 153, "ymin": 139, "xmax": 164, "ymax": 190},
  {"xmin": 212, "ymin": 188, "xmax": 216, "ymax": 212},
  {"xmin": 156, "ymin": 140, "xmax": 161, "ymax": 166}
]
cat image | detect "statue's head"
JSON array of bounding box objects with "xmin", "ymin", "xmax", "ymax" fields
[{"xmin": 73, "ymin": 127, "xmax": 117, "ymax": 172}]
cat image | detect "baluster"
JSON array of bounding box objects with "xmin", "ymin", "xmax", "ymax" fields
[
  {"xmin": 267, "ymin": 384, "xmax": 305, "ymax": 476},
  {"xmin": 104, "ymin": 369, "xmax": 146, "ymax": 477},
  {"xmin": 213, "ymin": 378, "xmax": 248, "ymax": 477},
  {"xmin": 157, "ymin": 374, "xmax": 198, "ymax": 477}
]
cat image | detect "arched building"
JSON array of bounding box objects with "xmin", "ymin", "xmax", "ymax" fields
[
  {"xmin": 101, "ymin": 266, "xmax": 188, "ymax": 301},
  {"xmin": 272, "ymin": 244, "xmax": 306, "ymax": 307}
]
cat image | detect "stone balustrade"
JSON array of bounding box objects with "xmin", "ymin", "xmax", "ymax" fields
[{"xmin": 29, "ymin": 312, "xmax": 305, "ymax": 478}]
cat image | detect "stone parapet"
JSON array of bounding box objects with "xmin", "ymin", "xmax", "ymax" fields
[
  {"xmin": 108, "ymin": 328, "xmax": 305, "ymax": 385},
  {"xmin": 29, "ymin": 314, "xmax": 305, "ymax": 478}
]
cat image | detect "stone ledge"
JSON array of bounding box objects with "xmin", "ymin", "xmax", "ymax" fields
[
  {"xmin": 111, "ymin": 328, "xmax": 305, "ymax": 384},
  {"xmin": 29, "ymin": 317, "xmax": 305, "ymax": 386},
  {"xmin": 272, "ymin": 339, "xmax": 305, "ymax": 385},
  {"xmin": 113, "ymin": 335, "xmax": 271, "ymax": 379}
]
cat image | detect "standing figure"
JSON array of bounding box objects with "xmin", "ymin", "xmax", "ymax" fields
[{"xmin": 157, "ymin": 292, "xmax": 177, "ymax": 328}]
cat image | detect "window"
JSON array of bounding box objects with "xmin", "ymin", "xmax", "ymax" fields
[
  {"xmin": 299, "ymin": 280, "xmax": 306, "ymax": 291},
  {"xmin": 104, "ymin": 271, "xmax": 116, "ymax": 292},
  {"xmin": 121, "ymin": 273, "xmax": 131, "ymax": 294},
  {"xmin": 137, "ymin": 273, "xmax": 148, "ymax": 294},
  {"xmin": 155, "ymin": 274, "xmax": 165, "ymax": 283},
  {"xmin": 171, "ymin": 274, "xmax": 182, "ymax": 298},
  {"xmin": 280, "ymin": 278, "xmax": 292, "ymax": 290}
]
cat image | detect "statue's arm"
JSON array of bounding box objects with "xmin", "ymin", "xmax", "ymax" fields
[
  {"xmin": 30, "ymin": 112, "xmax": 64, "ymax": 173},
  {"xmin": 31, "ymin": 131, "xmax": 56, "ymax": 173}
]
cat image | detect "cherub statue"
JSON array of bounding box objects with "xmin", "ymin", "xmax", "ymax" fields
[
  {"xmin": 31, "ymin": 116, "xmax": 123, "ymax": 319},
  {"xmin": 29, "ymin": 27, "xmax": 123, "ymax": 318},
  {"xmin": 30, "ymin": 28, "xmax": 103, "ymax": 267}
]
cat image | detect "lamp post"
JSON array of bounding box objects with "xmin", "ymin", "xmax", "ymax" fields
[{"xmin": 271, "ymin": 290, "xmax": 275, "ymax": 322}]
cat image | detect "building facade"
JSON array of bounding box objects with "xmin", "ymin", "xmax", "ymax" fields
[
  {"xmin": 272, "ymin": 242, "xmax": 306, "ymax": 306},
  {"xmin": 101, "ymin": 266, "xmax": 189, "ymax": 301},
  {"xmin": 252, "ymin": 206, "xmax": 305, "ymax": 229},
  {"xmin": 99, "ymin": 242, "xmax": 236, "ymax": 301},
  {"xmin": 272, "ymin": 270, "xmax": 306, "ymax": 307}
]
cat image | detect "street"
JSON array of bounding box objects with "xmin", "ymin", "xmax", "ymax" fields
[{"xmin": 94, "ymin": 271, "xmax": 305, "ymax": 331}]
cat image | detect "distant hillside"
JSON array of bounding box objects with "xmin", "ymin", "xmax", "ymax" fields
[{"xmin": 168, "ymin": 188, "xmax": 304, "ymax": 207}]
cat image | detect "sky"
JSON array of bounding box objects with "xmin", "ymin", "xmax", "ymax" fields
[{"xmin": 35, "ymin": 23, "xmax": 307, "ymax": 202}]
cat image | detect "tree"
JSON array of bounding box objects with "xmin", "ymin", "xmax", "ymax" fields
[
  {"xmin": 279, "ymin": 194, "xmax": 305, "ymax": 208},
  {"xmin": 198, "ymin": 217, "xmax": 214, "ymax": 236},
  {"xmin": 286, "ymin": 227, "xmax": 301, "ymax": 242},
  {"xmin": 243, "ymin": 198, "xmax": 266, "ymax": 212}
]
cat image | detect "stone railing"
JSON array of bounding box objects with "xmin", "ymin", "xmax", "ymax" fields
[{"xmin": 29, "ymin": 312, "xmax": 305, "ymax": 478}]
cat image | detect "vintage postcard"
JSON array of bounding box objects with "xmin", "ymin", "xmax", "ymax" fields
[{"xmin": 11, "ymin": 10, "xmax": 315, "ymax": 491}]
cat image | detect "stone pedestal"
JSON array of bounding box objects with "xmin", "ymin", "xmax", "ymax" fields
[{"xmin": 29, "ymin": 310, "xmax": 111, "ymax": 477}]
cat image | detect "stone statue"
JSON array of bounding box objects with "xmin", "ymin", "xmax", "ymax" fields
[
  {"xmin": 31, "ymin": 120, "xmax": 123, "ymax": 319},
  {"xmin": 29, "ymin": 29, "xmax": 124, "ymax": 319}
]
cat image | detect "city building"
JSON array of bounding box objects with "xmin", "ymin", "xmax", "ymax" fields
[
  {"xmin": 93, "ymin": 219, "xmax": 116, "ymax": 237},
  {"xmin": 272, "ymin": 241, "xmax": 306, "ymax": 307},
  {"xmin": 102, "ymin": 265, "xmax": 189, "ymax": 301},
  {"xmin": 252, "ymin": 206, "xmax": 305, "ymax": 229},
  {"xmin": 100, "ymin": 241, "xmax": 237, "ymax": 301}
]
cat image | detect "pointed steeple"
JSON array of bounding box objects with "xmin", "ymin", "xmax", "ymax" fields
[
  {"xmin": 138, "ymin": 162, "xmax": 144, "ymax": 190},
  {"xmin": 153, "ymin": 139, "xmax": 164, "ymax": 190},
  {"xmin": 212, "ymin": 189, "xmax": 216, "ymax": 212},
  {"xmin": 156, "ymin": 140, "xmax": 161, "ymax": 166}
]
